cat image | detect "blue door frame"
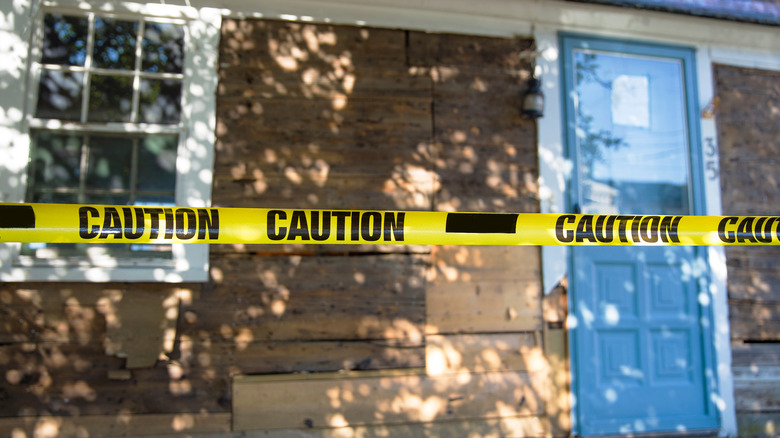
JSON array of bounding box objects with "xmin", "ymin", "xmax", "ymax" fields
[{"xmin": 560, "ymin": 33, "xmax": 720, "ymax": 436}]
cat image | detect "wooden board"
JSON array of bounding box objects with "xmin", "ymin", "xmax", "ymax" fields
[
  {"xmin": 734, "ymin": 379, "xmax": 780, "ymax": 412},
  {"xmin": 427, "ymin": 246, "xmax": 542, "ymax": 334},
  {"xmin": 197, "ymin": 253, "xmax": 426, "ymax": 343},
  {"xmin": 234, "ymin": 415, "xmax": 550, "ymax": 438},
  {"xmin": 227, "ymin": 339, "xmax": 425, "ymax": 374},
  {"xmin": 233, "ymin": 369, "xmax": 547, "ymax": 431},
  {"xmin": 735, "ymin": 412, "xmax": 780, "ymax": 438},
  {"xmin": 0, "ymin": 413, "xmax": 552, "ymax": 438},
  {"xmin": 425, "ymin": 333, "xmax": 544, "ymax": 375},
  {"xmin": 732, "ymin": 342, "xmax": 780, "ymax": 367},
  {"xmin": 729, "ymin": 300, "xmax": 780, "ymax": 342},
  {"xmin": 0, "ymin": 412, "xmax": 231, "ymax": 438}
]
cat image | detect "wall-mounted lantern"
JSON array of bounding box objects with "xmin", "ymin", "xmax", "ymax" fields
[{"xmin": 522, "ymin": 76, "xmax": 544, "ymax": 119}]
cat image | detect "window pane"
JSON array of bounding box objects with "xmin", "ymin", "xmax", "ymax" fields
[
  {"xmin": 142, "ymin": 22, "xmax": 185, "ymax": 73},
  {"xmin": 88, "ymin": 74, "xmax": 133, "ymax": 122},
  {"xmin": 42, "ymin": 14, "xmax": 88, "ymax": 66},
  {"xmin": 138, "ymin": 135, "xmax": 177, "ymax": 192},
  {"xmin": 36, "ymin": 70, "xmax": 83, "ymax": 121},
  {"xmin": 85, "ymin": 135, "xmax": 133, "ymax": 191},
  {"xmin": 573, "ymin": 50, "xmax": 691, "ymax": 215},
  {"xmin": 139, "ymin": 79, "xmax": 181, "ymax": 124},
  {"xmin": 30, "ymin": 131, "xmax": 82, "ymax": 189},
  {"xmin": 93, "ymin": 17, "xmax": 138, "ymax": 70}
]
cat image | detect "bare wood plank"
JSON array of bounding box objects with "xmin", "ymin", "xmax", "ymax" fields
[
  {"xmin": 426, "ymin": 281, "xmax": 541, "ymax": 334},
  {"xmin": 233, "ymin": 369, "xmax": 547, "ymax": 431},
  {"xmin": 191, "ymin": 254, "xmax": 426, "ymax": 343},
  {"xmin": 425, "ymin": 333, "xmax": 545, "ymax": 375},
  {"xmin": 233, "ymin": 415, "xmax": 550, "ymax": 438},
  {"xmin": 729, "ymin": 300, "xmax": 780, "ymax": 342},
  {"xmin": 212, "ymin": 173, "xmax": 436, "ymax": 211},
  {"xmin": 731, "ymin": 343, "xmax": 780, "ymax": 367},
  {"xmin": 429, "ymin": 246, "xmax": 541, "ymax": 279},
  {"xmin": 726, "ymin": 269, "xmax": 780, "ymax": 303},
  {"xmin": 427, "ymin": 246, "xmax": 542, "ymax": 335},
  {"xmin": 734, "ymin": 379, "xmax": 780, "ymax": 412},
  {"xmin": 0, "ymin": 343, "xmax": 230, "ymax": 416},
  {"xmin": 733, "ymin": 364, "xmax": 780, "ymax": 381},
  {"xmin": 220, "ymin": 19, "xmax": 409, "ymax": 72},
  {"xmin": 228, "ymin": 340, "xmax": 425, "ymax": 374},
  {"xmin": 0, "ymin": 412, "xmax": 231, "ymax": 438},
  {"xmin": 407, "ymin": 31, "xmax": 534, "ymax": 72},
  {"xmin": 736, "ymin": 412, "xmax": 780, "ymax": 438}
]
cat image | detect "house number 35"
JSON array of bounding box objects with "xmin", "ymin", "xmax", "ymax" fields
[{"xmin": 704, "ymin": 137, "xmax": 718, "ymax": 181}]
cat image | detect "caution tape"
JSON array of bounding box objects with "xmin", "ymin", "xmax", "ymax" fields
[{"xmin": 0, "ymin": 203, "xmax": 778, "ymax": 246}]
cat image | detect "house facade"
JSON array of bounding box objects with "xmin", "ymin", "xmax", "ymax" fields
[{"xmin": 1, "ymin": 0, "xmax": 778, "ymax": 436}]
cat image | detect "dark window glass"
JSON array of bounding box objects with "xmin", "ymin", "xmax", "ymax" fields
[
  {"xmin": 142, "ymin": 22, "xmax": 185, "ymax": 73},
  {"xmin": 140, "ymin": 79, "xmax": 182, "ymax": 124},
  {"xmin": 137, "ymin": 135, "xmax": 178, "ymax": 191},
  {"xmin": 30, "ymin": 131, "xmax": 82, "ymax": 190},
  {"xmin": 85, "ymin": 135, "xmax": 133, "ymax": 190},
  {"xmin": 92, "ymin": 17, "xmax": 138, "ymax": 70},
  {"xmin": 88, "ymin": 74, "xmax": 134, "ymax": 122},
  {"xmin": 42, "ymin": 14, "xmax": 88, "ymax": 66},
  {"xmin": 35, "ymin": 70, "xmax": 83, "ymax": 120}
]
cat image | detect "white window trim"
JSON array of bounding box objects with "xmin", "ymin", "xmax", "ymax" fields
[{"xmin": 0, "ymin": 0, "xmax": 220, "ymax": 282}]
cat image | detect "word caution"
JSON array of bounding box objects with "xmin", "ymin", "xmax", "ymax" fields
[{"xmin": 2, "ymin": 203, "xmax": 780, "ymax": 246}]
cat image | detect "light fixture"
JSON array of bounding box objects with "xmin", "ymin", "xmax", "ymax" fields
[{"xmin": 522, "ymin": 76, "xmax": 544, "ymax": 119}]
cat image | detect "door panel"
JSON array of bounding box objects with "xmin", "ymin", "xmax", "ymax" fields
[
  {"xmin": 561, "ymin": 34, "xmax": 718, "ymax": 435},
  {"xmin": 574, "ymin": 246, "xmax": 715, "ymax": 434}
]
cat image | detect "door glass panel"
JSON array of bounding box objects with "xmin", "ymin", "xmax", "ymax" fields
[{"xmin": 573, "ymin": 50, "xmax": 692, "ymax": 215}]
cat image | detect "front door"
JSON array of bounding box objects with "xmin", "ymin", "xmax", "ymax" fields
[{"xmin": 561, "ymin": 35, "xmax": 719, "ymax": 435}]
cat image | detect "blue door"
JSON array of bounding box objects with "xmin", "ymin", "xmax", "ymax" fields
[{"xmin": 561, "ymin": 35, "xmax": 719, "ymax": 435}]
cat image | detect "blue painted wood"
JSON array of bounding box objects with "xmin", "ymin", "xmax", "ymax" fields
[{"xmin": 561, "ymin": 34, "xmax": 719, "ymax": 435}]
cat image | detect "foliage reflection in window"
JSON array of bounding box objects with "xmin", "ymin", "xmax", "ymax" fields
[{"xmin": 26, "ymin": 12, "xmax": 186, "ymax": 261}]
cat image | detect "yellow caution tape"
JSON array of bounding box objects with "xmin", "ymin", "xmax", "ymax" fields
[{"xmin": 0, "ymin": 203, "xmax": 778, "ymax": 246}]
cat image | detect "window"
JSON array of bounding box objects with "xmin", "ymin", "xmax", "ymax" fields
[
  {"xmin": 26, "ymin": 12, "xmax": 185, "ymax": 261},
  {"xmin": 1, "ymin": 5, "xmax": 221, "ymax": 282}
]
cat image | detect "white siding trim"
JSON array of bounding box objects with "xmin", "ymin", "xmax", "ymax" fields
[
  {"xmin": 697, "ymin": 46, "xmax": 737, "ymax": 438},
  {"xmin": 535, "ymin": 28, "xmax": 569, "ymax": 296}
]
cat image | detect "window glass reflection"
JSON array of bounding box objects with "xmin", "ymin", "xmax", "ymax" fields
[
  {"xmin": 137, "ymin": 135, "xmax": 178, "ymax": 191},
  {"xmin": 92, "ymin": 17, "xmax": 138, "ymax": 70},
  {"xmin": 36, "ymin": 70, "xmax": 83, "ymax": 120},
  {"xmin": 85, "ymin": 135, "xmax": 133, "ymax": 190},
  {"xmin": 574, "ymin": 50, "xmax": 691, "ymax": 215},
  {"xmin": 140, "ymin": 79, "xmax": 182, "ymax": 124},
  {"xmin": 30, "ymin": 131, "xmax": 82, "ymax": 189},
  {"xmin": 88, "ymin": 74, "xmax": 133, "ymax": 122},
  {"xmin": 42, "ymin": 14, "xmax": 88, "ymax": 66},
  {"xmin": 142, "ymin": 22, "xmax": 185, "ymax": 73}
]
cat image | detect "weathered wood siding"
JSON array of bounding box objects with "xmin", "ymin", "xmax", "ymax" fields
[
  {"xmin": 219, "ymin": 19, "xmax": 550, "ymax": 436},
  {"xmin": 714, "ymin": 64, "xmax": 780, "ymax": 437},
  {"xmin": 0, "ymin": 18, "xmax": 548, "ymax": 438}
]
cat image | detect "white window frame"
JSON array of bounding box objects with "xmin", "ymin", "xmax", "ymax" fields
[{"xmin": 0, "ymin": 0, "xmax": 220, "ymax": 282}]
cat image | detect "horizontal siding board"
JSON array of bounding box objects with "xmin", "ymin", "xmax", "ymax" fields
[
  {"xmin": 233, "ymin": 369, "xmax": 547, "ymax": 431},
  {"xmin": 195, "ymin": 254, "xmax": 426, "ymax": 343},
  {"xmin": 231, "ymin": 340, "xmax": 425, "ymax": 374},
  {"xmin": 729, "ymin": 300, "xmax": 780, "ymax": 341},
  {"xmin": 734, "ymin": 379, "xmax": 780, "ymax": 412},
  {"xmin": 731, "ymin": 343, "xmax": 780, "ymax": 367},
  {"xmin": 425, "ymin": 333, "xmax": 545, "ymax": 375},
  {"xmin": 0, "ymin": 413, "xmax": 233, "ymax": 438}
]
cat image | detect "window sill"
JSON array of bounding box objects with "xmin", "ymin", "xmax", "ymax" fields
[{"xmin": 0, "ymin": 243, "xmax": 208, "ymax": 282}]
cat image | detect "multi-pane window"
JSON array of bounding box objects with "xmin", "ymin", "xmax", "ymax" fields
[{"xmin": 25, "ymin": 12, "xmax": 186, "ymax": 259}]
